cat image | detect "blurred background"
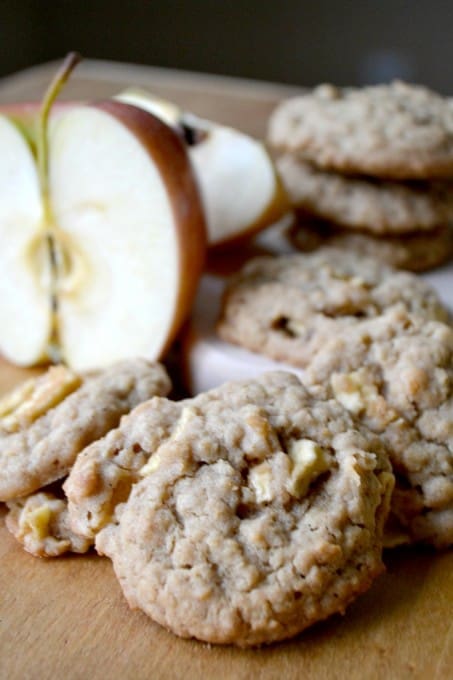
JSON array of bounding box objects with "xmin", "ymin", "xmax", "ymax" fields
[{"xmin": 0, "ymin": 0, "xmax": 451, "ymax": 93}]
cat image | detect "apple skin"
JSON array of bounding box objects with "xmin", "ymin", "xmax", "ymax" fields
[{"xmin": 88, "ymin": 100, "xmax": 208, "ymax": 361}]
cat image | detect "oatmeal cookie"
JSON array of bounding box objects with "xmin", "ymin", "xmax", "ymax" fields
[
  {"xmin": 287, "ymin": 220, "xmax": 452, "ymax": 272},
  {"xmin": 0, "ymin": 358, "xmax": 171, "ymax": 501},
  {"xmin": 5, "ymin": 485, "xmax": 92, "ymax": 557},
  {"xmin": 305, "ymin": 309, "xmax": 453, "ymax": 548},
  {"xmin": 277, "ymin": 155, "xmax": 453, "ymax": 234},
  {"xmin": 92, "ymin": 371, "xmax": 393, "ymax": 646},
  {"xmin": 217, "ymin": 249, "xmax": 449, "ymax": 369},
  {"xmin": 65, "ymin": 395, "xmax": 182, "ymax": 538},
  {"xmin": 268, "ymin": 82, "xmax": 453, "ymax": 179}
]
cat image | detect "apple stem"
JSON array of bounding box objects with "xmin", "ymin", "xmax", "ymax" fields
[
  {"xmin": 36, "ymin": 52, "xmax": 81, "ymax": 366},
  {"xmin": 37, "ymin": 52, "xmax": 82, "ymax": 204}
]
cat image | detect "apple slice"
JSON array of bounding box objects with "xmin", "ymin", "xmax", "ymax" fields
[
  {"xmin": 48, "ymin": 101, "xmax": 206, "ymax": 371},
  {"xmin": 115, "ymin": 90, "xmax": 288, "ymax": 247},
  {"xmin": 185, "ymin": 112, "xmax": 288, "ymax": 248},
  {"xmin": 0, "ymin": 114, "xmax": 52, "ymax": 365},
  {"xmin": 113, "ymin": 88, "xmax": 182, "ymax": 127}
]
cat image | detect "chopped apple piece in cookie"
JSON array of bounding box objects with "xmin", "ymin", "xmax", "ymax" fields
[
  {"xmin": 0, "ymin": 365, "xmax": 81, "ymax": 433},
  {"xmin": 6, "ymin": 488, "xmax": 93, "ymax": 557}
]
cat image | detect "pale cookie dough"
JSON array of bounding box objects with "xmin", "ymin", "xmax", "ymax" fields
[
  {"xmin": 287, "ymin": 220, "xmax": 453, "ymax": 272},
  {"xmin": 268, "ymin": 82, "xmax": 453, "ymax": 179},
  {"xmin": 6, "ymin": 486, "xmax": 92, "ymax": 558},
  {"xmin": 65, "ymin": 395, "xmax": 182, "ymax": 539},
  {"xmin": 277, "ymin": 155, "xmax": 453, "ymax": 234},
  {"xmin": 217, "ymin": 249, "xmax": 449, "ymax": 369},
  {"xmin": 0, "ymin": 358, "xmax": 171, "ymax": 501},
  {"xmin": 305, "ymin": 309, "xmax": 453, "ymax": 548},
  {"xmin": 93, "ymin": 371, "xmax": 393, "ymax": 647}
]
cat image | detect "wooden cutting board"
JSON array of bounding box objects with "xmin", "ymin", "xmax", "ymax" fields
[{"xmin": 0, "ymin": 60, "xmax": 452, "ymax": 680}]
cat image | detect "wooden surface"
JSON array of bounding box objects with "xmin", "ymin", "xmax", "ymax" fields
[
  {"xmin": 0, "ymin": 58, "xmax": 301, "ymax": 138},
  {"xmin": 0, "ymin": 60, "xmax": 452, "ymax": 680}
]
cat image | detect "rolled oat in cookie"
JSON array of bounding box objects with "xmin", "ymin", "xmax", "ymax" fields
[
  {"xmin": 93, "ymin": 371, "xmax": 393, "ymax": 647},
  {"xmin": 268, "ymin": 81, "xmax": 453, "ymax": 179},
  {"xmin": 217, "ymin": 248, "xmax": 449, "ymax": 369},
  {"xmin": 0, "ymin": 358, "xmax": 171, "ymax": 502},
  {"xmin": 305, "ymin": 308, "xmax": 453, "ymax": 548},
  {"xmin": 6, "ymin": 484, "xmax": 93, "ymax": 558},
  {"xmin": 287, "ymin": 220, "xmax": 453, "ymax": 272},
  {"xmin": 277, "ymin": 155, "xmax": 453, "ymax": 235}
]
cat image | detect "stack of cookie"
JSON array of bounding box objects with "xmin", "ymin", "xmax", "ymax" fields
[{"xmin": 268, "ymin": 81, "xmax": 453, "ymax": 271}]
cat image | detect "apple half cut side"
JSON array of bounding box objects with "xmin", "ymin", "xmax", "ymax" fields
[
  {"xmin": 49, "ymin": 101, "xmax": 207, "ymax": 371},
  {"xmin": 0, "ymin": 114, "xmax": 53, "ymax": 365},
  {"xmin": 115, "ymin": 90, "xmax": 289, "ymax": 248}
]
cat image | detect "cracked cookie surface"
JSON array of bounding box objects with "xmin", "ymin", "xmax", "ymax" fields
[
  {"xmin": 91, "ymin": 371, "xmax": 393, "ymax": 646},
  {"xmin": 216, "ymin": 248, "xmax": 449, "ymax": 369},
  {"xmin": 0, "ymin": 358, "xmax": 171, "ymax": 501},
  {"xmin": 268, "ymin": 82, "xmax": 453, "ymax": 179},
  {"xmin": 305, "ymin": 309, "xmax": 453, "ymax": 548}
]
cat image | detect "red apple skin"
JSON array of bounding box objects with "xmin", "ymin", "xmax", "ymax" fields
[{"xmin": 89, "ymin": 100, "xmax": 208, "ymax": 360}]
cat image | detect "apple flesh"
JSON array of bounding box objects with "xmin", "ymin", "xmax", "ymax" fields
[
  {"xmin": 0, "ymin": 114, "xmax": 52, "ymax": 365},
  {"xmin": 115, "ymin": 90, "xmax": 288, "ymax": 247},
  {"xmin": 0, "ymin": 100, "xmax": 206, "ymax": 370}
]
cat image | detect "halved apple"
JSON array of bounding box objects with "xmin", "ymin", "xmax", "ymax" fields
[
  {"xmin": 0, "ymin": 60, "xmax": 207, "ymax": 370},
  {"xmin": 49, "ymin": 101, "xmax": 206, "ymax": 370},
  {"xmin": 115, "ymin": 90, "xmax": 288, "ymax": 247}
]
